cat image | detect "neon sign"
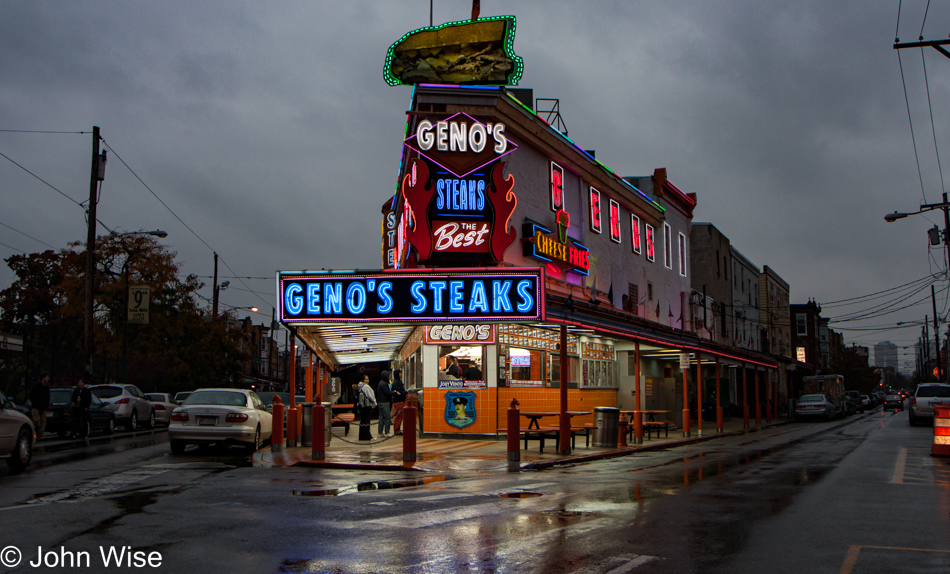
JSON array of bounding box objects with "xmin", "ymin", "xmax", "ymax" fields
[
  {"xmin": 551, "ymin": 162, "xmax": 564, "ymax": 212},
  {"xmin": 404, "ymin": 112, "xmax": 517, "ymax": 179},
  {"xmin": 279, "ymin": 269, "xmax": 544, "ymax": 324},
  {"xmin": 646, "ymin": 224, "xmax": 655, "ymax": 262},
  {"xmin": 631, "ymin": 214, "xmax": 641, "ymax": 255},
  {"xmin": 522, "ymin": 219, "xmax": 590, "ymax": 275},
  {"xmin": 590, "ymin": 187, "xmax": 602, "ymax": 233},
  {"xmin": 609, "ymin": 199, "xmax": 621, "ymax": 244},
  {"xmin": 425, "ymin": 324, "xmax": 496, "ymax": 345}
]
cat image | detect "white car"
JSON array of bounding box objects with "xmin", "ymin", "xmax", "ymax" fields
[
  {"xmin": 90, "ymin": 384, "xmax": 154, "ymax": 430},
  {"xmin": 0, "ymin": 390, "xmax": 34, "ymax": 472},
  {"xmin": 144, "ymin": 393, "xmax": 178, "ymax": 427},
  {"xmin": 168, "ymin": 388, "xmax": 272, "ymax": 454}
]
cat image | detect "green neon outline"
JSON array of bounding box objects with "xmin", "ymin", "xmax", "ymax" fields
[{"xmin": 383, "ymin": 16, "xmax": 524, "ymax": 87}]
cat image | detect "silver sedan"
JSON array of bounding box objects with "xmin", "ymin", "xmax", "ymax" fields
[
  {"xmin": 168, "ymin": 389, "xmax": 272, "ymax": 454},
  {"xmin": 794, "ymin": 394, "xmax": 837, "ymax": 422}
]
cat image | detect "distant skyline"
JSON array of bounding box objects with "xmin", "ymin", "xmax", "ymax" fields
[{"xmin": 3, "ymin": 1, "xmax": 950, "ymax": 375}]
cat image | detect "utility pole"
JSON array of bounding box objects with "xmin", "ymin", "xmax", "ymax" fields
[
  {"xmin": 83, "ymin": 126, "xmax": 105, "ymax": 374},
  {"xmin": 211, "ymin": 252, "xmax": 219, "ymax": 319},
  {"xmin": 933, "ymin": 287, "xmax": 942, "ymax": 383}
]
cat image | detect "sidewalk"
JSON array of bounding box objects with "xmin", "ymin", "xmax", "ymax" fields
[{"xmin": 254, "ymin": 415, "xmax": 794, "ymax": 473}]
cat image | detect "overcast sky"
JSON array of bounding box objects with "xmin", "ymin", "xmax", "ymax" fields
[{"xmin": 3, "ymin": 1, "xmax": 950, "ymax": 372}]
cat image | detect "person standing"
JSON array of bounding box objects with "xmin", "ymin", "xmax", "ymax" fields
[
  {"xmin": 390, "ymin": 369, "xmax": 408, "ymax": 436},
  {"xmin": 29, "ymin": 372, "xmax": 51, "ymax": 439},
  {"xmin": 71, "ymin": 374, "xmax": 93, "ymax": 439},
  {"xmin": 376, "ymin": 370, "xmax": 393, "ymax": 436},
  {"xmin": 446, "ymin": 356, "xmax": 461, "ymax": 379},
  {"xmin": 355, "ymin": 375, "xmax": 376, "ymax": 441}
]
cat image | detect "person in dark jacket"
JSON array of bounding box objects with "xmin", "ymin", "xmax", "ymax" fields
[
  {"xmin": 376, "ymin": 371, "xmax": 393, "ymax": 436},
  {"xmin": 354, "ymin": 375, "xmax": 377, "ymax": 441},
  {"xmin": 71, "ymin": 374, "xmax": 93, "ymax": 438},
  {"xmin": 29, "ymin": 373, "xmax": 51, "ymax": 438},
  {"xmin": 446, "ymin": 356, "xmax": 461, "ymax": 378},
  {"xmin": 390, "ymin": 369, "xmax": 408, "ymax": 435}
]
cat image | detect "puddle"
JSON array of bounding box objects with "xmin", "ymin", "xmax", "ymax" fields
[{"xmin": 293, "ymin": 475, "xmax": 454, "ymax": 497}]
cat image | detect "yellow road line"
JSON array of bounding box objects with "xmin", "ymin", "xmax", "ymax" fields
[{"xmin": 892, "ymin": 447, "xmax": 907, "ymax": 484}]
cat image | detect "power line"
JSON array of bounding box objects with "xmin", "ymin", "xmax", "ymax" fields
[
  {"xmin": 0, "ymin": 241, "xmax": 25, "ymax": 254},
  {"xmin": 0, "ymin": 129, "xmax": 89, "ymax": 134},
  {"xmin": 0, "ymin": 220, "xmax": 56, "ymax": 249}
]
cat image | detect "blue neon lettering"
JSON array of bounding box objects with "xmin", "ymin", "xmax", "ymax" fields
[
  {"xmin": 346, "ymin": 283, "xmax": 366, "ymax": 315},
  {"xmin": 306, "ymin": 283, "xmax": 321, "ymax": 314},
  {"xmin": 429, "ymin": 281, "xmax": 446, "ymax": 313},
  {"xmin": 459, "ymin": 180, "xmax": 467, "ymax": 210},
  {"xmin": 324, "ymin": 282, "xmax": 343, "ymax": 315},
  {"xmin": 376, "ymin": 282, "xmax": 393, "ymax": 314},
  {"xmin": 285, "ymin": 284, "xmax": 303, "ymax": 315},
  {"xmin": 452, "ymin": 179, "xmax": 460, "ymax": 209},
  {"xmin": 436, "ymin": 180, "xmax": 445, "ymax": 209},
  {"xmin": 449, "ymin": 281, "xmax": 464, "ymax": 313},
  {"xmin": 468, "ymin": 280, "xmax": 488, "ymax": 313},
  {"xmin": 492, "ymin": 280, "xmax": 512, "ymax": 313},
  {"xmin": 410, "ymin": 281, "xmax": 427, "ymax": 313},
  {"xmin": 477, "ymin": 180, "xmax": 485, "ymax": 210},
  {"xmin": 516, "ymin": 280, "xmax": 534, "ymax": 313}
]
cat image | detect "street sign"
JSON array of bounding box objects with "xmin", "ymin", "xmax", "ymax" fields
[
  {"xmin": 128, "ymin": 285, "xmax": 150, "ymax": 324},
  {"xmin": 679, "ymin": 353, "xmax": 690, "ymax": 370}
]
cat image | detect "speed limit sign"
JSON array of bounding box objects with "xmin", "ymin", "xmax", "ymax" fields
[{"xmin": 128, "ymin": 285, "xmax": 150, "ymax": 324}]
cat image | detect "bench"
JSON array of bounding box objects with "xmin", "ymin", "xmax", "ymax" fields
[
  {"xmin": 642, "ymin": 421, "xmax": 673, "ymax": 439},
  {"xmin": 332, "ymin": 412, "xmax": 354, "ymax": 436},
  {"xmin": 498, "ymin": 426, "xmax": 589, "ymax": 452}
]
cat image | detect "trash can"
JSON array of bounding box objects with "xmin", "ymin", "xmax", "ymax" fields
[
  {"xmin": 321, "ymin": 402, "xmax": 332, "ymax": 447},
  {"xmin": 300, "ymin": 402, "xmax": 315, "ymax": 447},
  {"xmin": 593, "ymin": 407, "xmax": 620, "ymax": 448}
]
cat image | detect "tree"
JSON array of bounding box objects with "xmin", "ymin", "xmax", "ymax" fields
[
  {"xmin": 831, "ymin": 345, "xmax": 877, "ymax": 394},
  {"xmin": 0, "ymin": 234, "xmax": 250, "ymax": 394}
]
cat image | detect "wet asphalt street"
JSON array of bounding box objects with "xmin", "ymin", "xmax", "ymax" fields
[{"xmin": 1, "ymin": 408, "xmax": 948, "ymax": 573}]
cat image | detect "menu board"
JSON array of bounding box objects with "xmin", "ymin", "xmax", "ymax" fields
[{"xmin": 498, "ymin": 324, "xmax": 577, "ymax": 354}]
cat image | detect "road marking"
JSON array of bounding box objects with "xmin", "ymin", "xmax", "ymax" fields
[
  {"xmin": 0, "ymin": 468, "xmax": 168, "ymax": 512},
  {"xmin": 891, "ymin": 447, "xmax": 907, "ymax": 484},
  {"xmin": 367, "ymin": 500, "xmax": 518, "ymax": 528},
  {"xmin": 839, "ymin": 544, "xmax": 950, "ymax": 574}
]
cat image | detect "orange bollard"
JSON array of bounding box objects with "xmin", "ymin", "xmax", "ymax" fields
[
  {"xmin": 403, "ymin": 404, "xmax": 417, "ymax": 463},
  {"xmin": 633, "ymin": 410, "xmax": 643, "ymax": 444},
  {"xmin": 682, "ymin": 408, "xmax": 691, "ymax": 437},
  {"xmin": 286, "ymin": 406, "xmax": 297, "ymax": 447},
  {"xmin": 271, "ymin": 398, "xmax": 284, "ymax": 453},
  {"xmin": 312, "ymin": 403, "xmax": 325, "ymax": 460},
  {"xmin": 507, "ymin": 398, "xmax": 521, "ymax": 465},
  {"xmin": 618, "ymin": 416, "xmax": 628, "ymax": 447}
]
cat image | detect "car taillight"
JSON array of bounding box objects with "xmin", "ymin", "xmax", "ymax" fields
[
  {"xmin": 115, "ymin": 398, "xmax": 130, "ymax": 404},
  {"xmin": 170, "ymin": 411, "xmax": 189, "ymax": 421},
  {"xmin": 226, "ymin": 413, "xmax": 249, "ymax": 422},
  {"xmin": 154, "ymin": 404, "xmax": 165, "ymax": 410},
  {"xmin": 912, "ymin": 398, "xmax": 917, "ymax": 407}
]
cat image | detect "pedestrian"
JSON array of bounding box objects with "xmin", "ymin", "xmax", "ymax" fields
[
  {"xmin": 391, "ymin": 369, "xmax": 408, "ymax": 435},
  {"xmin": 465, "ymin": 361, "xmax": 483, "ymax": 380},
  {"xmin": 355, "ymin": 375, "xmax": 376, "ymax": 441},
  {"xmin": 376, "ymin": 371, "xmax": 393, "ymax": 436},
  {"xmin": 71, "ymin": 374, "xmax": 93, "ymax": 439},
  {"xmin": 28, "ymin": 372, "xmax": 51, "ymax": 439},
  {"xmin": 446, "ymin": 355, "xmax": 461, "ymax": 378}
]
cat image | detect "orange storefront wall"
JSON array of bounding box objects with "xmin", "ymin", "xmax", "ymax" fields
[{"xmin": 423, "ymin": 387, "xmax": 618, "ymax": 434}]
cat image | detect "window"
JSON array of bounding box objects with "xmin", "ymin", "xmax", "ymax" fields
[
  {"xmin": 647, "ymin": 281, "xmax": 654, "ymax": 301},
  {"xmin": 550, "ymin": 162, "xmax": 564, "ymax": 212},
  {"xmin": 631, "ymin": 215, "xmax": 641, "ymax": 254},
  {"xmin": 646, "ymin": 224, "xmax": 655, "ymax": 262},
  {"xmin": 796, "ymin": 314, "xmax": 807, "ymax": 335},
  {"xmin": 716, "ymin": 250, "xmax": 720, "ymax": 277},
  {"xmin": 663, "ymin": 223, "xmax": 672, "ymax": 269},
  {"xmin": 609, "ymin": 199, "xmax": 621, "ymax": 243},
  {"xmin": 678, "ymin": 232, "xmax": 687, "ymax": 277},
  {"xmin": 628, "ymin": 284, "xmax": 639, "ymax": 315},
  {"xmin": 589, "ymin": 187, "xmax": 602, "ymax": 233}
]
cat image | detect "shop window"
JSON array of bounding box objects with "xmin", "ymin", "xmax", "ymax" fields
[
  {"xmin": 439, "ymin": 345, "xmax": 485, "ymax": 387},
  {"xmin": 549, "ymin": 354, "xmax": 578, "ymax": 388},
  {"xmin": 509, "ymin": 347, "xmax": 544, "ymax": 387}
]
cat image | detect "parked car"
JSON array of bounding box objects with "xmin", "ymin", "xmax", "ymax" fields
[
  {"xmin": 90, "ymin": 384, "xmax": 154, "ymax": 430},
  {"xmin": 845, "ymin": 391, "xmax": 863, "ymax": 413},
  {"xmin": 909, "ymin": 383, "xmax": 950, "ymax": 426},
  {"xmin": 167, "ymin": 388, "xmax": 273, "ymax": 454},
  {"xmin": 45, "ymin": 387, "xmax": 116, "ymax": 438},
  {"xmin": 795, "ymin": 394, "xmax": 837, "ymax": 421},
  {"xmin": 0, "ymin": 390, "xmax": 34, "ymax": 472},
  {"xmin": 144, "ymin": 393, "xmax": 178, "ymax": 427},
  {"xmin": 859, "ymin": 395, "xmax": 872, "ymax": 411},
  {"xmin": 173, "ymin": 391, "xmax": 192, "ymax": 405},
  {"xmin": 883, "ymin": 394, "xmax": 905, "ymax": 411}
]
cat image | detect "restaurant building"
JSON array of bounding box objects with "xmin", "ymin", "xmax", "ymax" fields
[{"xmin": 278, "ymin": 16, "xmax": 780, "ymax": 440}]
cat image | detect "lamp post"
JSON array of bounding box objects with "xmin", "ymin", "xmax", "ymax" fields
[{"xmin": 118, "ymin": 230, "xmax": 168, "ymax": 384}]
